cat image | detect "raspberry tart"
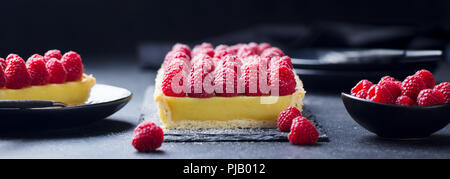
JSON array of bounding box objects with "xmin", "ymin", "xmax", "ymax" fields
[
  {"xmin": 154, "ymin": 43, "xmax": 306, "ymax": 129},
  {"xmin": 0, "ymin": 50, "xmax": 96, "ymax": 106}
]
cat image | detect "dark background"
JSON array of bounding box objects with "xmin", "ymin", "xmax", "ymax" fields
[{"xmin": 1, "ymin": 0, "xmax": 450, "ymax": 59}]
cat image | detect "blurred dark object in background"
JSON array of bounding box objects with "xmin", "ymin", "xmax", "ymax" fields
[{"xmin": 1, "ymin": 0, "xmax": 450, "ymax": 58}]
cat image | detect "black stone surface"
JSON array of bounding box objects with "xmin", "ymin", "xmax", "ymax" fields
[{"xmin": 0, "ymin": 56, "xmax": 449, "ymax": 159}]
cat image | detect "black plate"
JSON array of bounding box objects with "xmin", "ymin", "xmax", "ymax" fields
[
  {"xmin": 0, "ymin": 84, "xmax": 132, "ymax": 131},
  {"xmin": 341, "ymin": 93, "xmax": 450, "ymax": 139}
]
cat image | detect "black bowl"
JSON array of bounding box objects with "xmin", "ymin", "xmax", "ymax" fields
[{"xmin": 341, "ymin": 93, "xmax": 450, "ymax": 139}]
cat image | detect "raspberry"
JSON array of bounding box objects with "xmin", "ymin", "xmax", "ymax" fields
[
  {"xmin": 172, "ymin": 43, "xmax": 191, "ymax": 58},
  {"xmin": 215, "ymin": 44, "xmax": 229, "ymax": 52},
  {"xmin": 261, "ymin": 47, "xmax": 285, "ymax": 59},
  {"xmin": 247, "ymin": 42, "xmax": 259, "ymax": 53},
  {"xmin": 44, "ymin": 49, "xmax": 62, "ymax": 62},
  {"xmin": 190, "ymin": 54, "xmax": 215, "ymax": 72},
  {"xmin": 187, "ymin": 59, "xmax": 215, "ymax": 98},
  {"xmin": 4, "ymin": 57, "xmax": 32, "ymax": 89},
  {"xmin": 379, "ymin": 80, "xmax": 402, "ymax": 99},
  {"xmin": 192, "ymin": 43, "xmax": 214, "ymax": 57},
  {"xmin": 220, "ymin": 55, "xmax": 242, "ymax": 70},
  {"xmin": 434, "ymin": 82, "xmax": 450, "ymax": 103},
  {"xmin": 415, "ymin": 69, "xmax": 435, "ymax": 89},
  {"xmin": 240, "ymin": 62, "xmax": 269, "ymax": 96},
  {"xmin": 26, "ymin": 54, "xmax": 49, "ymax": 85},
  {"xmin": 417, "ymin": 89, "xmax": 445, "ymax": 106},
  {"xmin": 162, "ymin": 64, "xmax": 187, "ymax": 97},
  {"xmin": 258, "ymin": 43, "xmax": 272, "ymax": 55},
  {"xmin": 0, "ymin": 58, "xmax": 7, "ymax": 70},
  {"xmin": 46, "ymin": 58, "xmax": 67, "ymax": 84},
  {"xmin": 237, "ymin": 45, "xmax": 256, "ymax": 58},
  {"xmin": 214, "ymin": 67, "xmax": 238, "ymax": 97},
  {"xmin": 227, "ymin": 44, "xmax": 243, "ymax": 55},
  {"xmin": 395, "ymin": 96, "xmax": 415, "ymax": 106},
  {"xmin": 379, "ymin": 76, "xmax": 397, "ymax": 84},
  {"xmin": 132, "ymin": 122, "xmax": 164, "ymax": 152},
  {"xmin": 0, "ymin": 65, "xmax": 5, "ymax": 88},
  {"xmin": 270, "ymin": 56, "xmax": 293, "ymax": 70},
  {"xmin": 355, "ymin": 89, "xmax": 369, "ymax": 99},
  {"xmin": 6, "ymin": 54, "xmax": 20, "ymax": 62},
  {"xmin": 61, "ymin": 51, "xmax": 83, "ymax": 81},
  {"xmin": 288, "ymin": 116, "xmax": 319, "ymax": 145},
  {"xmin": 277, "ymin": 106, "xmax": 302, "ymax": 132},
  {"xmin": 268, "ymin": 65, "xmax": 296, "ymax": 96},
  {"xmin": 214, "ymin": 49, "xmax": 231, "ymax": 59},
  {"xmin": 351, "ymin": 80, "xmax": 373, "ymax": 96},
  {"xmin": 367, "ymin": 85, "xmax": 395, "ymax": 104},
  {"xmin": 164, "ymin": 51, "xmax": 190, "ymax": 69},
  {"xmin": 401, "ymin": 75, "xmax": 427, "ymax": 100}
]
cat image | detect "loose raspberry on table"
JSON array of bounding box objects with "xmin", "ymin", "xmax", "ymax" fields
[
  {"xmin": 132, "ymin": 122, "xmax": 164, "ymax": 152},
  {"xmin": 415, "ymin": 69, "xmax": 435, "ymax": 89},
  {"xmin": 367, "ymin": 85, "xmax": 395, "ymax": 104},
  {"xmin": 288, "ymin": 116, "xmax": 319, "ymax": 145},
  {"xmin": 46, "ymin": 58, "xmax": 67, "ymax": 84},
  {"xmin": 26, "ymin": 54, "xmax": 50, "ymax": 85},
  {"xmin": 61, "ymin": 51, "xmax": 83, "ymax": 81},
  {"xmin": 351, "ymin": 80, "xmax": 373, "ymax": 96},
  {"xmin": 417, "ymin": 89, "xmax": 445, "ymax": 106},
  {"xmin": 434, "ymin": 82, "xmax": 450, "ymax": 103},
  {"xmin": 401, "ymin": 75, "xmax": 427, "ymax": 100},
  {"xmin": 268, "ymin": 65, "xmax": 296, "ymax": 96},
  {"xmin": 5, "ymin": 57, "xmax": 32, "ymax": 89},
  {"xmin": 395, "ymin": 96, "xmax": 415, "ymax": 106},
  {"xmin": 277, "ymin": 106, "xmax": 302, "ymax": 132},
  {"xmin": 44, "ymin": 49, "xmax": 62, "ymax": 62}
]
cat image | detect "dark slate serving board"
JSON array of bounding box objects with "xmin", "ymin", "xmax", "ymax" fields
[{"xmin": 140, "ymin": 87, "xmax": 328, "ymax": 142}]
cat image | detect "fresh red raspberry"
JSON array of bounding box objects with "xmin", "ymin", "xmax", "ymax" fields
[
  {"xmin": 0, "ymin": 58, "xmax": 7, "ymax": 70},
  {"xmin": 61, "ymin": 51, "xmax": 83, "ymax": 81},
  {"xmin": 44, "ymin": 49, "xmax": 62, "ymax": 62},
  {"xmin": 214, "ymin": 67, "xmax": 238, "ymax": 97},
  {"xmin": 247, "ymin": 42, "xmax": 259, "ymax": 53},
  {"xmin": 379, "ymin": 76, "xmax": 396, "ymax": 83},
  {"xmin": 270, "ymin": 56, "xmax": 293, "ymax": 70},
  {"xmin": 190, "ymin": 54, "xmax": 215, "ymax": 72},
  {"xmin": 237, "ymin": 46, "xmax": 256, "ymax": 58},
  {"xmin": 351, "ymin": 80, "xmax": 373, "ymax": 96},
  {"xmin": 164, "ymin": 51, "xmax": 190, "ymax": 69},
  {"xmin": 162, "ymin": 63, "xmax": 187, "ymax": 97},
  {"xmin": 0, "ymin": 64, "xmax": 5, "ymax": 87},
  {"xmin": 379, "ymin": 80, "xmax": 402, "ymax": 99},
  {"xmin": 192, "ymin": 43, "xmax": 214, "ymax": 57},
  {"xmin": 261, "ymin": 47, "xmax": 285, "ymax": 59},
  {"xmin": 187, "ymin": 59, "xmax": 215, "ymax": 98},
  {"xmin": 257, "ymin": 43, "xmax": 271, "ymax": 54},
  {"xmin": 417, "ymin": 89, "xmax": 445, "ymax": 106},
  {"xmin": 277, "ymin": 106, "xmax": 302, "ymax": 132},
  {"xmin": 172, "ymin": 43, "xmax": 191, "ymax": 58},
  {"xmin": 26, "ymin": 54, "xmax": 49, "ymax": 85},
  {"xmin": 268, "ymin": 65, "xmax": 296, "ymax": 96},
  {"xmin": 227, "ymin": 44, "xmax": 243, "ymax": 55},
  {"xmin": 395, "ymin": 96, "xmax": 415, "ymax": 106},
  {"xmin": 4, "ymin": 57, "xmax": 32, "ymax": 89},
  {"xmin": 240, "ymin": 62, "xmax": 269, "ymax": 96},
  {"xmin": 367, "ymin": 85, "xmax": 395, "ymax": 104},
  {"xmin": 46, "ymin": 58, "xmax": 67, "ymax": 84},
  {"xmin": 415, "ymin": 69, "xmax": 435, "ymax": 89},
  {"xmin": 434, "ymin": 82, "xmax": 450, "ymax": 103},
  {"xmin": 288, "ymin": 116, "xmax": 319, "ymax": 145},
  {"xmin": 215, "ymin": 44, "xmax": 229, "ymax": 52},
  {"xmin": 6, "ymin": 54, "xmax": 20, "ymax": 62},
  {"xmin": 214, "ymin": 49, "xmax": 231, "ymax": 59},
  {"xmin": 355, "ymin": 89, "xmax": 369, "ymax": 99},
  {"xmin": 132, "ymin": 121, "xmax": 164, "ymax": 152},
  {"xmin": 401, "ymin": 75, "xmax": 427, "ymax": 100}
]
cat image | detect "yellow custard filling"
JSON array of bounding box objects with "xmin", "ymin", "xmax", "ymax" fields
[
  {"xmin": 0, "ymin": 74, "xmax": 96, "ymax": 106},
  {"xmin": 154, "ymin": 69, "xmax": 306, "ymax": 129}
]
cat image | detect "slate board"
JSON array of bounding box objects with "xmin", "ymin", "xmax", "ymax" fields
[{"xmin": 140, "ymin": 86, "xmax": 328, "ymax": 142}]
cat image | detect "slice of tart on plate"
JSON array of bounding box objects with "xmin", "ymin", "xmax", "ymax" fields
[
  {"xmin": 0, "ymin": 50, "xmax": 95, "ymax": 106},
  {"xmin": 154, "ymin": 43, "xmax": 306, "ymax": 129}
]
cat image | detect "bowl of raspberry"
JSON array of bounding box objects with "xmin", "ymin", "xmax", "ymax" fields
[{"xmin": 341, "ymin": 69, "xmax": 450, "ymax": 139}]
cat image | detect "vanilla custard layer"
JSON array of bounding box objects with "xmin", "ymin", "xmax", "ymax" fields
[
  {"xmin": 0, "ymin": 74, "xmax": 96, "ymax": 106},
  {"xmin": 154, "ymin": 69, "xmax": 306, "ymax": 129}
]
